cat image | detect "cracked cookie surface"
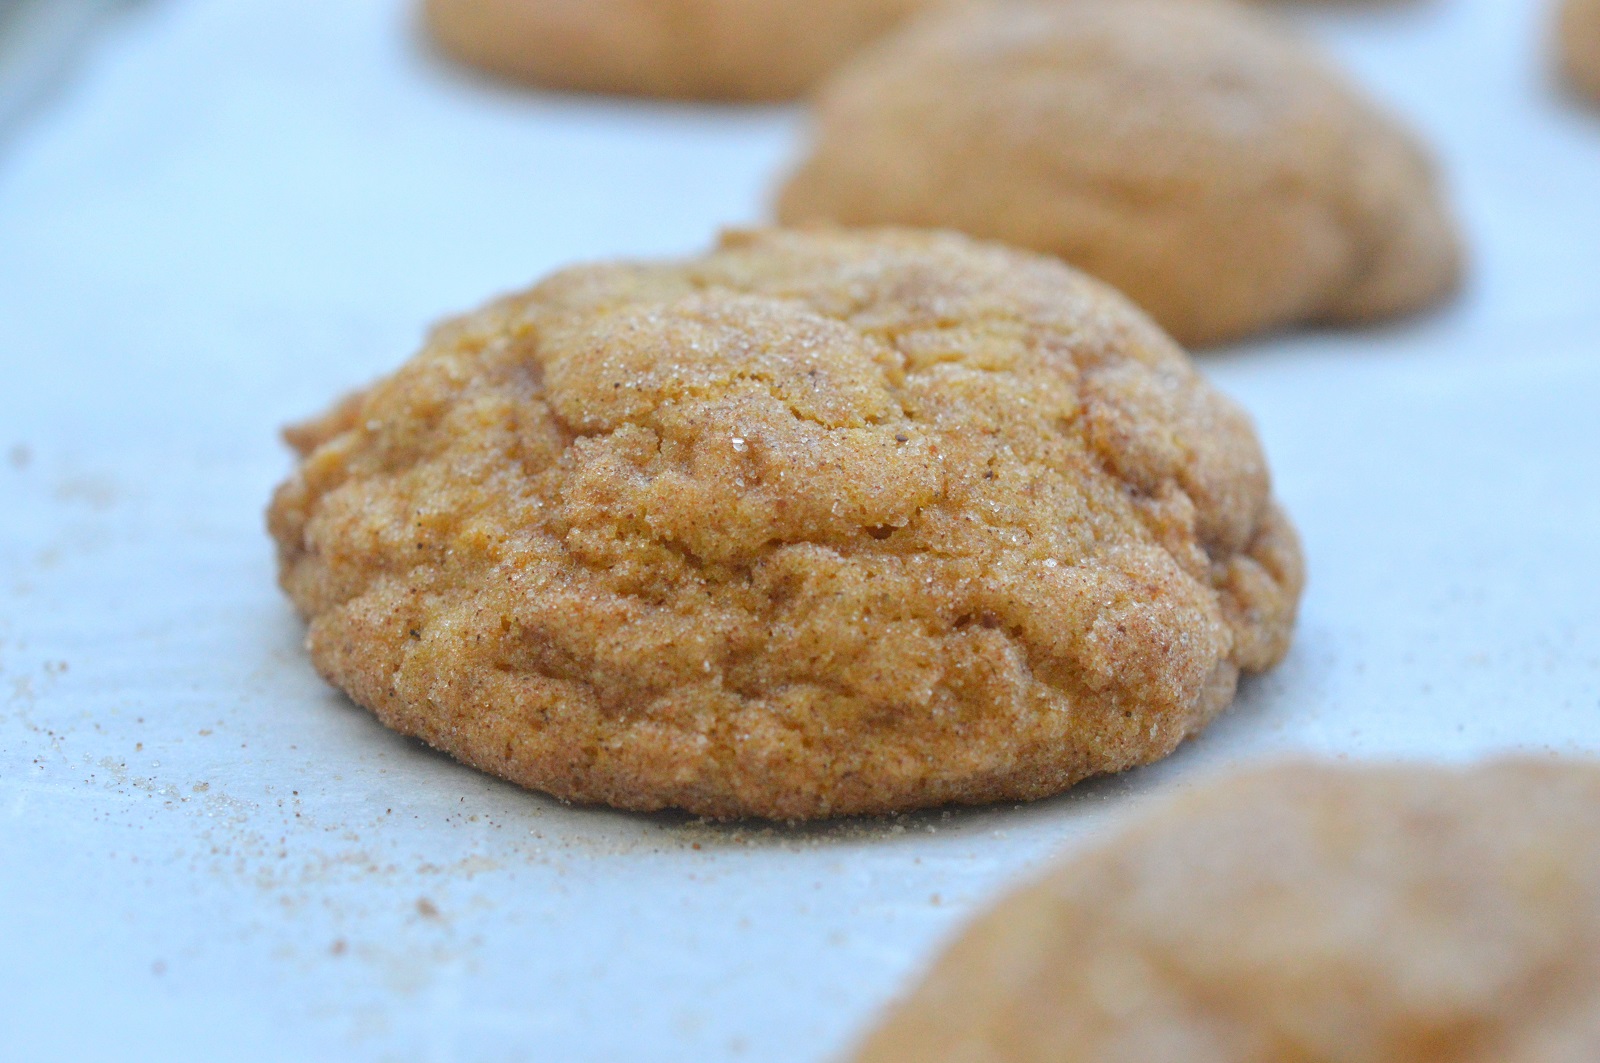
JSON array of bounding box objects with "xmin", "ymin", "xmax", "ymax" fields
[
  {"xmin": 422, "ymin": 0, "xmax": 933, "ymax": 101},
  {"xmin": 777, "ymin": 0, "xmax": 1463, "ymax": 347},
  {"xmin": 851, "ymin": 759, "xmax": 1600, "ymax": 1062},
  {"xmin": 268, "ymin": 228, "xmax": 1303, "ymax": 819}
]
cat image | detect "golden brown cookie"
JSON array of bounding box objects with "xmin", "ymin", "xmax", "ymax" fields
[
  {"xmin": 268, "ymin": 228, "xmax": 1303, "ymax": 820},
  {"xmin": 421, "ymin": 0, "xmax": 936, "ymax": 101},
  {"xmin": 777, "ymin": 0, "xmax": 1464, "ymax": 347},
  {"xmin": 852, "ymin": 759, "xmax": 1600, "ymax": 1062},
  {"xmin": 1562, "ymin": 0, "xmax": 1600, "ymax": 101}
]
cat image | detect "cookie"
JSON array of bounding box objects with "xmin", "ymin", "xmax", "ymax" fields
[
  {"xmin": 267, "ymin": 228, "xmax": 1303, "ymax": 820},
  {"xmin": 1562, "ymin": 0, "xmax": 1600, "ymax": 101},
  {"xmin": 776, "ymin": 0, "xmax": 1464, "ymax": 347},
  {"xmin": 852, "ymin": 759, "xmax": 1600, "ymax": 1062},
  {"xmin": 421, "ymin": 0, "xmax": 935, "ymax": 101}
]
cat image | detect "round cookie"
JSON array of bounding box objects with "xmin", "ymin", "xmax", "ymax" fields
[
  {"xmin": 268, "ymin": 228, "xmax": 1303, "ymax": 820},
  {"xmin": 1562, "ymin": 0, "xmax": 1600, "ymax": 102},
  {"xmin": 776, "ymin": 0, "xmax": 1464, "ymax": 347},
  {"xmin": 851, "ymin": 759, "xmax": 1600, "ymax": 1062},
  {"xmin": 421, "ymin": 0, "xmax": 935, "ymax": 102}
]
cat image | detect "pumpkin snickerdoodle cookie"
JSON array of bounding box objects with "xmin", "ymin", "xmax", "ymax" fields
[
  {"xmin": 851, "ymin": 758, "xmax": 1600, "ymax": 1062},
  {"xmin": 268, "ymin": 228, "xmax": 1303, "ymax": 820},
  {"xmin": 421, "ymin": 0, "xmax": 935, "ymax": 101},
  {"xmin": 777, "ymin": 0, "xmax": 1464, "ymax": 347}
]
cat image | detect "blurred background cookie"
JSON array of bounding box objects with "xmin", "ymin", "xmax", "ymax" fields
[
  {"xmin": 852, "ymin": 759, "xmax": 1600, "ymax": 1062},
  {"xmin": 1561, "ymin": 0, "xmax": 1600, "ymax": 101},
  {"xmin": 422, "ymin": 0, "xmax": 937, "ymax": 101},
  {"xmin": 777, "ymin": 0, "xmax": 1465, "ymax": 347},
  {"xmin": 268, "ymin": 228, "xmax": 1303, "ymax": 820}
]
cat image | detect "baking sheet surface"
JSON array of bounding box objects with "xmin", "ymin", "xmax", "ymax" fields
[{"xmin": 1, "ymin": 0, "xmax": 1597, "ymax": 1060}]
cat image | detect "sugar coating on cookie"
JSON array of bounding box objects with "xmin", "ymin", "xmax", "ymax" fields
[
  {"xmin": 421, "ymin": 0, "xmax": 934, "ymax": 101},
  {"xmin": 851, "ymin": 759, "xmax": 1600, "ymax": 1062},
  {"xmin": 777, "ymin": 0, "xmax": 1464, "ymax": 347},
  {"xmin": 268, "ymin": 228, "xmax": 1303, "ymax": 820},
  {"xmin": 1563, "ymin": 0, "xmax": 1600, "ymax": 101}
]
